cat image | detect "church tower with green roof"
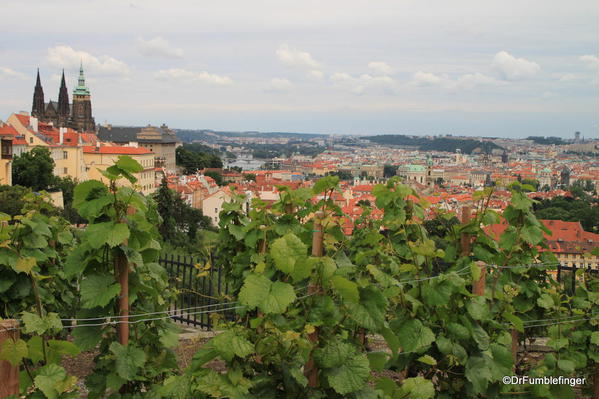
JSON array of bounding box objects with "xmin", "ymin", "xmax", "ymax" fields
[{"xmin": 70, "ymin": 63, "xmax": 95, "ymax": 132}]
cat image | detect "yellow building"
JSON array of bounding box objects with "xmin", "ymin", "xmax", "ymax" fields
[
  {"xmin": 83, "ymin": 146, "xmax": 156, "ymax": 195},
  {"xmin": 0, "ymin": 123, "xmax": 16, "ymax": 185}
]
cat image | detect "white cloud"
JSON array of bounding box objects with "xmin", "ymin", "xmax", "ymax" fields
[
  {"xmin": 492, "ymin": 51, "xmax": 540, "ymax": 80},
  {"xmin": 137, "ymin": 36, "xmax": 184, "ymax": 58},
  {"xmin": 155, "ymin": 68, "xmax": 233, "ymax": 85},
  {"xmin": 411, "ymin": 71, "xmax": 500, "ymax": 90},
  {"xmin": 277, "ymin": 44, "xmax": 320, "ymax": 70},
  {"xmin": 368, "ymin": 61, "xmax": 394, "ymax": 75},
  {"xmin": 580, "ymin": 54, "xmax": 599, "ymax": 70},
  {"xmin": 307, "ymin": 70, "xmax": 324, "ymax": 80},
  {"xmin": 267, "ymin": 78, "xmax": 294, "ymax": 92},
  {"xmin": 331, "ymin": 72, "xmax": 395, "ymax": 94},
  {"xmin": 47, "ymin": 45, "xmax": 131, "ymax": 77},
  {"xmin": 0, "ymin": 67, "xmax": 26, "ymax": 80},
  {"xmin": 454, "ymin": 73, "xmax": 501, "ymax": 90},
  {"xmin": 411, "ymin": 71, "xmax": 444, "ymax": 86}
]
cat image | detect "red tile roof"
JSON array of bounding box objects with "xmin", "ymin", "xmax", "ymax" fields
[
  {"xmin": 0, "ymin": 124, "xmax": 18, "ymax": 137},
  {"xmin": 82, "ymin": 146, "xmax": 152, "ymax": 155}
]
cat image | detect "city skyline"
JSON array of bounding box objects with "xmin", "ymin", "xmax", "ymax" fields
[{"xmin": 1, "ymin": 0, "xmax": 598, "ymax": 138}]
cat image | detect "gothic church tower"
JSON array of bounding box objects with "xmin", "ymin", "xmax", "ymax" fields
[
  {"xmin": 70, "ymin": 64, "xmax": 95, "ymax": 132},
  {"xmin": 57, "ymin": 70, "xmax": 70, "ymax": 127},
  {"xmin": 32, "ymin": 69, "xmax": 45, "ymax": 119}
]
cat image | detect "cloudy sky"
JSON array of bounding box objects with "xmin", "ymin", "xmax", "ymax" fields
[{"xmin": 1, "ymin": 0, "xmax": 598, "ymax": 138}]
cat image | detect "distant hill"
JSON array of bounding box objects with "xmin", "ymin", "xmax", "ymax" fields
[
  {"xmin": 175, "ymin": 129, "xmax": 328, "ymax": 143},
  {"xmin": 526, "ymin": 136, "xmax": 567, "ymax": 145},
  {"xmin": 364, "ymin": 135, "xmax": 503, "ymax": 154}
]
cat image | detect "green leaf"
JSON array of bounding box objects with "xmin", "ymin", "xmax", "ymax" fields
[
  {"xmin": 397, "ymin": 377, "xmax": 435, "ymax": 399},
  {"xmin": 397, "ymin": 319, "xmax": 435, "ymax": 353},
  {"xmin": 270, "ymin": 233, "xmax": 308, "ymax": 280},
  {"xmin": 557, "ymin": 359, "xmax": 575, "ymax": 374},
  {"xmin": 417, "ymin": 355, "xmax": 437, "ymax": 366},
  {"xmin": 465, "ymin": 356, "xmax": 492, "ymax": 395},
  {"xmin": 536, "ymin": 293, "xmax": 554, "ymax": 309},
  {"xmin": 80, "ymin": 274, "xmax": 121, "ymax": 308},
  {"xmin": 466, "ymin": 296, "xmax": 490, "ymax": 321},
  {"xmin": 313, "ymin": 176, "xmax": 339, "ymax": 194},
  {"xmin": 109, "ymin": 342, "xmax": 147, "ymax": 380},
  {"xmin": 211, "ymin": 330, "xmax": 254, "ymax": 362},
  {"xmin": 471, "ymin": 324, "xmax": 490, "ymax": 350},
  {"xmin": 34, "ymin": 364, "xmax": 72, "ymax": 399},
  {"xmin": 591, "ymin": 331, "xmax": 599, "ymax": 346},
  {"xmin": 316, "ymin": 340, "xmax": 354, "ymax": 368},
  {"xmin": 116, "ymin": 155, "xmax": 144, "ymax": 173},
  {"xmin": 73, "ymin": 180, "xmax": 108, "ymax": 209},
  {"xmin": 0, "ymin": 338, "xmax": 28, "ymax": 366},
  {"xmin": 76, "ymin": 195, "xmax": 113, "ymax": 220},
  {"xmin": 15, "ymin": 256, "xmax": 36, "ymax": 274},
  {"xmin": 72, "ymin": 325, "xmax": 103, "ymax": 351},
  {"xmin": 367, "ymin": 352, "xmax": 389, "ymax": 371},
  {"xmin": 85, "ymin": 222, "xmax": 130, "ymax": 249},
  {"xmin": 326, "ymin": 353, "xmax": 370, "ymax": 395},
  {"xmin": 331, "ymin": 275, "xmax": 359, "ymax": 303},
  {"xmin": 22, "ymin": 312, "xmax": 62, "ymax": 335},
  {"xmin": 238, "ymin": 274, "xmax": 296, "ymax": 314}
]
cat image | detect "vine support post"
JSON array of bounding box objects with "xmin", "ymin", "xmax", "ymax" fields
[
  {"xmin": 593, "ymin": 366, "xmax": 599, "ymax": 399},
  {"xmin": 472, "ymin": 261, "xmax": 486, "ymax": 296},
  {"xmin": 117, "ymin": 206, "xmax": 136, "ymax": 347},
  {"xmin": 460, "ymin": 206, "xmax": 471, "ymax": 256},
  {"xmin": 0, "ymin": 320, "xmax": 19, "ymax": 399},
  {"xmin": 305, "ymin": 211, "xmax": 324, "ymax": 388}
]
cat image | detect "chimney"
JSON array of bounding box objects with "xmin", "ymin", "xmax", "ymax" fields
[
  {"xmin": 59, "ymin": 127, "xmax": 66, "ymax": 145},
  {"xmin": 30, "ymin": 117, "xmax": 39, "ymax": 133}
]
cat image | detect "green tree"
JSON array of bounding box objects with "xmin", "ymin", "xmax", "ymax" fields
[
  {"xmin": 0, "ymin": 185, "xmax": 30, "ymax": 217},
  {"xmin": 244, "ymin": 173, "xmax": 256, "ymax": 182},
  {"xmin": 383, "ymin": 164, "xmax": 397, "ymax": 178},
  {"xmin": 327, "ymin": 170, "xmax": 353, "ymax": 180},
  {"xmin": 12, "ymin": 146, "xmax": 56, "ymax": 191},
  {"xmin": 204, "ymin": 171, "xmax": 224, "ymax": 186},
  {"xmin": 155, "ymin": 177, "xmax": 177, "ymax": 241}
]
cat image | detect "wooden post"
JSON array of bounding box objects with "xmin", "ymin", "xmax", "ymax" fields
[
  {"xmin": 117, "ymin": 206, "xmax": 136, "ymax": 347},
  {"xmin": 472, "ymin": 261, "xmax": 486, "ymax": 296},
  {"xmin": 305, "ymin": 212, "xmax": 324, "ymax": 388},
  {"xmin": 593, "ymin": 364, "xmax": 599, "ymax": 399},
  {"xmin": 0, "ymin": 320, "xmax": 20, "ymax": 399},
  {"xmin": 460, "ymin": 206, "xmax": 471, "ymax": 256},
  {"xmin": 511, "ymin": 329, "xmax": 519, "ymax": 367}
]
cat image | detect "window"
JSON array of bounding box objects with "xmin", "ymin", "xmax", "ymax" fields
[
  {"xmin": 215, "ymin": 208, "xmax": 218, "ymax": 213},
  {"xmin": 63, "ymin": 167, "xmax": 68, "ymax": 174},
  {"xmin": 63, "ymin": 151, "xmax": 68, "ymax": 159},
  {"xmin": 30, "ymin": 137, "xmax": 33, "ymax": 144}
]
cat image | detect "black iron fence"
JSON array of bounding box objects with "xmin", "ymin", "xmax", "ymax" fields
[
  {"xmin": 160, "ymin": 254, "xmax": 231, "ymax": 329},
  {"xmin": 556, "ymin": 263, "xmax": 598, "ymax": 295},
  {"xmin": 160, "ymin": 254, "xmax": 599, "ymax": 329}
]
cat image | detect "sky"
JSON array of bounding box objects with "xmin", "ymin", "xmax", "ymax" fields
[{"xmin": 1, "ymin": 0, "xmax": 598, "ymax": 138}]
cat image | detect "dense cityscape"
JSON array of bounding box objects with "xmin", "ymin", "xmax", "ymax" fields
[{"xmin": 1, "ymin": 66, "xmax": 597, "ymax": 269}]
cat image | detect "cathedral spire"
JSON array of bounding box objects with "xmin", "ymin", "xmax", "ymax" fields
[
  {"xmin": 57, "ymin": 69, "xmax": 70, "ymax": 126},
  {"xmin": 32, "ymin": 69, "xmax": 45, "ymax": 119}
]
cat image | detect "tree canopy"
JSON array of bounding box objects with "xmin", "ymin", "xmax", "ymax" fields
[{"xmin": 12, "ymin": 146, "xmax": 55, "ymax": 191}]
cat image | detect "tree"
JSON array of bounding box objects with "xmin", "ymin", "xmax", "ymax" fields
[
  {"xmin": 176, "ymin": 146, "xmax": 223, "ymax": 174},
  {"xmin": 0, "ymin": 185, "xmax": 30, "ymax": 217},
  {"xmin": 244, "ymin": 173, "xmax": 256, "ymax": 182},
  {"xmin": 327, "ymin": 170, "xmax": 353, "ymax": 181},
  {"xmin": 204, "ymin": 171, "xmax": 224, "ymax": 186},
  {"xmin": 155, "ymin": 177, "xmax": 177, "ymax": 241},
  {"xmin": 51, "ymin": 176, "xmax": 85, "ymax": 224},
  {"xmin": 383, "ymin": 164, "xmax": 397, "ymax": 178},
  {"xmin": 12, "ymin": 146, "xmax": 55, "ymax": 191}
]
